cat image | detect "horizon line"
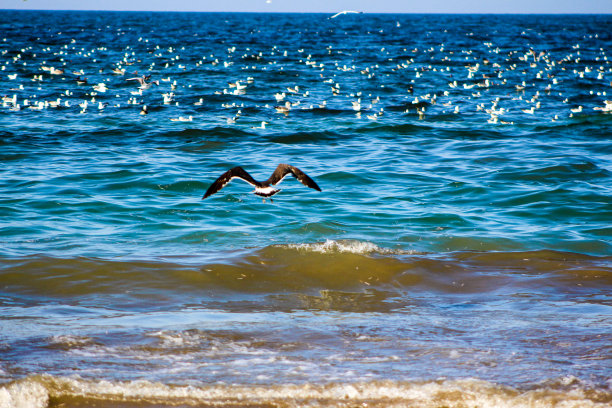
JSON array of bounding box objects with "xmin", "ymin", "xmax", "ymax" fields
[{"xmin": 2, "ymin": 9, "xmax": 611, "ymax": 15}]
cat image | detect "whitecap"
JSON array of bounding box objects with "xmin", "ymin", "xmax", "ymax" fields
[{"xmin": 285, "ymin": 239, "xmax": 407, "ymax": 255}]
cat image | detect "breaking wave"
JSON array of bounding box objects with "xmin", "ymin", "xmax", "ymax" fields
[{"xmin": 1, "ymin": 375, "xmax": 610, "ymax": 408}]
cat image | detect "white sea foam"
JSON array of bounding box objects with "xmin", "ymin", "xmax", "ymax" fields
[
  {"xmin": 286, "ymin": 239, "xmax": 409, "ymax": 255},
  {"xmin": 0, "ymin": 378, "xmax": 48, "ymax": 408},
  {"xmin": 1, "ymin": 375, "xmax": 609, "ymax": 408},
  {"xmin": 48, "ymin": 334, "xmax": 95, "ymax": 348}
]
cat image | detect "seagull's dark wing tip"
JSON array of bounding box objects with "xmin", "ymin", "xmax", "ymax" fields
[
  {"xmin": 203, "ymin": 182, "xmax": 222, "ymax": 199},
  {"xmin": 275, "ymin": 164, "xmax": 322, "ymax": 192},
  {"xmin": 202, "ymin": 168, "xmax": 235, "ymax": 199},
  {"xmin": 203, "ymin": 166, "xmax": 260, "ymax": 200},
  {"xmin": 303, "ymin": 176, "xmax": 322, "ymax": 192}
]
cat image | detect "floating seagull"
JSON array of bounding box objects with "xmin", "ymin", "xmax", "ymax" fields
[
  {"xmin": 170, "ymin": 115, "xmax": 192, "ymax": 122},
  {"xmin": 203, "ymin": 164, "xmax": 321, "ymax": 203},
  {"xmin": 163, "ymin": 92, "xmax": 175, "ymax": 104},
  {"xmin": 330, "ymin": 10, "xmax": 362, "ymax": 19},
  {"xmin": 593, "ymin": 100, "xmax": 612, "ymax": 112},
  {"xmin": 250, "ymin": 121, "xmax": 268, "ymax": 129},
  {"xmin": 522, "ymin": 106, "xmax": 535, "ymax": 114},
  {"xmin": 570, "ymin": 106, "xmax": 583, "ymax": 114},
  {"xmin": 92, "ymin": 83, "xmax": 107, "ymax": 93},
  {"xmin": 275, "ymin": 101, "xmax": 291, "ymax": 114}
]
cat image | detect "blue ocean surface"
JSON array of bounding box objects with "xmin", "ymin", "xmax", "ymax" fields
[{"xmin": 0, "ymin": 10, "xmax": 611, "ymax": 408}]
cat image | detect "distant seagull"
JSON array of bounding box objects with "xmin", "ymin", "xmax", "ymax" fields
[
  {"xmin": 203, "ymin": 164, "xmax": 321, "ymax": 203},
  {"xmin": 330, "ymin": 10, "xmax": 363, "ymax": 19},
  {"xmin": 522, "ymin": 106, "xmax": 535, "ymax": 114},
  {"xmin": 250, "ymin": 121, "xmax": 268, "ymax": 129},
  {"xmin": 275, "ymin": 101, "xmax": 291, "ymax": 114},
  {"xmin": 92, "ymin": 83, "xmax": 107, "ymax": 93},
  {"xmin": 126, "ymin": 75, "xmax": 159, "ymax": 90},
  {"xmin": 126, "ymin": 74, "xmax": 150, "ymax": 86},
  {"xmin": 170, "ymin": 115, "xmax": 192, "ymax": 122},
  {"xmin": 593, "ymin": 100, "xmax": 612, "ymax": 112},
  {"xmin": 570, "ymin": 106, "xmax": 583, "ymax": 114}
]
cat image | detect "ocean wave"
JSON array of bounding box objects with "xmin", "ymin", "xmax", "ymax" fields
[
  {"xmin": 267, "ymin": 130, "xmax": 347, "ymax": 144},
  {"xmin": 1, "ymin": 243, "xmax": 610, "ymax": 301},
  {"xmin": 1, "ymin": 375, "xmax": 609, "ymax": 408}
]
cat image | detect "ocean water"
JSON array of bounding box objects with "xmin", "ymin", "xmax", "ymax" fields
[{"xmin": 1, "ymin": 10, "xmax": 612, "ymax": 407}]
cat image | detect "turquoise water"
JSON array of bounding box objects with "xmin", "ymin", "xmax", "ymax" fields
[{"xmin": 1, "ymin": 11, "xmax": 611, "ymax": 407}]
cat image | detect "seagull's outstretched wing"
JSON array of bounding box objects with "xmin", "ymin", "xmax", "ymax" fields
[
  {"xmin": 126, "ymin": 77, "xmax": 144, "ymax": 85},
  {"xmin": 267, "ymin": 164, "xmax": 322, "ymax": 191},
  {"xmin": 203, "ymin": 166, "xmax": 261, "ymax": 199}
]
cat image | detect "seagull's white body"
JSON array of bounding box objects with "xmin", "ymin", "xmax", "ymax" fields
[{"xmin": 253, "ymin": 186, "xmax": 279, "ymax": 197}]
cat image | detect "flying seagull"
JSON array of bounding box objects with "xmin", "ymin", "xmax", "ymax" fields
[
  {"xmin": 203, "ymin": 164, "xmax": 321, "ymax": 203},
  {"xmin": 330, "ymin": 10, "xmax": 363, "ymax": 19},
  {"xmin": 126, "ymin": 75, "xmax": 159, "ymax": 90}
]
